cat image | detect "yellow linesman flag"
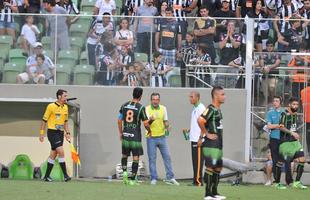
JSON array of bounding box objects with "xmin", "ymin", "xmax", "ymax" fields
[{"xmin": 70, "ymin": 143, "xmax": 81, "ymax": 166}]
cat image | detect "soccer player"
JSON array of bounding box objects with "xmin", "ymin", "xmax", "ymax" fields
[
  {"xmin": 274, "ymin": 97, "xmax": 308, "ymax": 189},
  {"xmin": 198, "ymin": 86, "xmax": 226, "ymax": 200},
  {"xmin": 39, "ymin": 89, "xmax": 71, "ymax": 182},
  {"xmin": 118, "ymin": 87, "xmax": 151, "ymax": 185}
]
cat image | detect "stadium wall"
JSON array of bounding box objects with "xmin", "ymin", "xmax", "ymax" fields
[{"xmin": 0, "ymin": 85, "xmax": 247, "ymax": 179}]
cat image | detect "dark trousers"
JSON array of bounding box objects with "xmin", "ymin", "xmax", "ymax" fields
[
  {"xmin": 136, "ymin": 32, "xmax": 155, "ymax": 62},
  {"xmin": 87, "ymin": 43, "xmax": 96, "ymax": 66},
  {"xmin": 191, "ymin": 142, "xmax": 203, "ymax": 185},
  {"xmin": 270, "ymin": 138, "xmax": 293, "ymax": 184}
]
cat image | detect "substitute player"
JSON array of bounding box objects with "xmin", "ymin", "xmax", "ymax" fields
[
  {"xmin": 198, "ymin": 86, "xmax": 226, "ymax": 200},
  {"xmin": 118, "ymin": 87, "xmax": 151, "ymax": 185},
  {"xmin": 39, "ymin": 89, "xmax": 71, "ymax": 182},
  {"xmin": 274, "ymin": 97, "xmax": 307, "ymax": 189}
]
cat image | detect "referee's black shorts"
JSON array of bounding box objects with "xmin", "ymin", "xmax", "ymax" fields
[{"xmin": 47, "ymin": 129, "xmax": 64, "ymax": 150}]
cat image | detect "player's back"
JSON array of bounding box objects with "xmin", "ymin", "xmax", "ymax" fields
[{"xmin": 120, "ymin": 101, "xmax": 146, "ymax": 140}]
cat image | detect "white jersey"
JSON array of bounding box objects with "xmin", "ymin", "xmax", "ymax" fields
[{"xmin": 189, "ymin": 102, "xmax": 206, "ymax": 142}]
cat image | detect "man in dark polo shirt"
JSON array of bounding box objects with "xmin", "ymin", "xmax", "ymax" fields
[
  {"xmin": 155, "ymin": 7, "xmax": 182, "ymax": 68},
  {"xmin": 193, "ymin": 6, "xmax": 216, "ymax": 65}
]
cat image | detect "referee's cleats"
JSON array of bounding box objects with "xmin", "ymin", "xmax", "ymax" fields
[
  {"xmin": 64, "ymin": 176, "xmax": 71, "ymax": 182},
  {"xmin": 214, "ymin": 194, "xmax": 226, "ymax": 200},
  {"xmin": 128, "ymin": 180, "xmax": 140, "ymax": 186},
  {"xmin": 204, "ymin": 196, "xmax": 218, "ymax": 200},
  {"xmin": 43, "ymin": 176, "xmax": 53, "ymax": 182},
  {"xmin": 274, "ymin": 183, "xmax": 287, "ymax": 189}
]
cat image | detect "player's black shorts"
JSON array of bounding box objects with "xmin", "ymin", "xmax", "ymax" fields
[
  {"xmin": 122, "ymin": 139, "xmax": 143, "ymax": 156},
  {"xmin": 47, "ymin": 129, "xmax": 64, "ymax": 150},
  {"xmin": 202, "ymin": 147, "xmax": 223, "ymax": 169}
]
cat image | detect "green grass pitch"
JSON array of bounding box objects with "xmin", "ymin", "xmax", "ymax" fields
[{"xmin": 0, "ymin": 179, "xmax": 309, "ymax": 200}]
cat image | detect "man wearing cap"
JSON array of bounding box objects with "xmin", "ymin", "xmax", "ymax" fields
[
  {"xmin": 16, "ymin": 42, "xmax": 55, "ymax": 84},
  {"xmin": 43, "ymin": 0, "xmax": 70, "ymax": 55}
]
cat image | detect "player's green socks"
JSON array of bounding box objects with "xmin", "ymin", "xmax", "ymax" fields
[
  {"xmin": 204, "ymin": 171, "xmax": 213, "ymax": 197},
  {"xmin": 121, "ymin": 157, "xmax": 128, "ymax": 172},
  {"xmin": 295, "ymin": 162, "xmax": 304, "ymax": 182},
  {"xmin": 131, "ymin": 160, "xmax": 139, "ymax": 181},
  {"xmin": 212, "ymin": 172, "xmax": 220, "ymax": 195}
]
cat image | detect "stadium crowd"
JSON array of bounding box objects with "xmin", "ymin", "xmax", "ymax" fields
[{"xmin": 0, "ymin": 0, "xmax": 309, "ymax": 98}]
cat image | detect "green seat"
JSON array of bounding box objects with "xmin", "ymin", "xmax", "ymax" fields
[
  {"xmin": 70, "ymin": 37, "xmax": 84, "ymax": 55},
  {"xmin": 0, "ymin": 35, "xmax": 13, "ymax": 59},
  {"xmin": 81, "ymin": 0, "xmax": 96, "ymax": 12},
  {"xmin": 56, "ymin": 64, "xmax": 72, "ymax": 85},
  {"xmin": 9, "ymin": 49, "xmax": 27, "ymax": 65},
  {"xmin": 73, "ymin": 64, "xmax": 95, "ymax": 85},
  {"xmin": 42, "ymin": 50, "xmax": 54, "ymax": 61},
  {"xmin": 135, "ymin": 53, "xmax": 148, "ymax": 63},
  {"xmin": 80, "ymin": 51, "xmax": 88, "ymax": 65},
  {"xmin": 0, "ymin": 48, "xmax": 9, "ymax": 69},
  {"xmin": 58, "ymin": 50, "xmax": 79, "ymax": 67},
  {"xmin": 41, "ymin": 36, "xmax": 51, "ymax": 50},
  {"xmin": 168, "ymin": 75, "xmax": 182, "ymax": 87},
  {"xmin": 9, "ymin": 154, "xmax": 33, "ymax": 180},
  {"xmin": 40, "ymin": 159, "xmax": 64, "ymax": 181},
  {"xmin": 2, "ymin": 62, "xmax": 25, "ymax": 83},
  {"xmin": 74, "ymin": 11, "xmax": 92, "ymax": 29},
  {"xmin": 69, "ymin": 24, "xmax": 89, "ymax": 38}
]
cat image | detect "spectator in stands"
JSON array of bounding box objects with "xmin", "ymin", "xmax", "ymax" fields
[
  {"xmin": 57, "ymin": 0, "xmax": 80, "ymax": 24},
  {"xmin": 259, "ymin": 40, "xmax": 281, "ymax": 104},
  {"xmin": 287, "ymin": 43, "xmax": 309, "ymax": 99},
  {"xmin": 134, "ymin": 61, "xmax": 149, "ymax": 86},
  {"xmin": 213, "ymin": 0, "xmax": 236, "ymax": 42},
  {"xmin": 25, "ymin": 42, "xmax": 55, "ymax": 70},
  {"xmin": 189, "ymin": 44, "xmax": 212, "ymax": 87},
  {"xmin": 237, "ymin": 0, "xmax": 266, "ymax": 19},
  {"xmin": 303, "ymin": 0, "xmax": 310, "ymax": 50},
  {"xmin": 114, "ymin": 18, "xmax": 134, "ymax": 51},
  {"xmin": 193, "ymin": 6, "xmax": 216, "ymax": 65},
  {"xmin": 245, "ymin": 0, "xmax": 269, "ymax": 52},
  {"xmin": 0, "ymin": 0, "xmax": 18, "ymax": 45},
  {"xmin": 134, "ymin": 0, "xmax": 158, "ymax": 61},
  {"xmin": 278, "ymin": 16, "xmax": 303, "ymax": 52},
  {"xmin": 43, "ymin": 0, "xmax": 70, "ymax": 56},
  {"xmin": 155, "ymin": 7, "xmax": 182, "ymax": 68},
  {"xmin": 121, "ymin": 63, "xmax": 139, "ymax": 86},
  {"xmin": 215, "ymin": 20, "xmax": 242, "ymax": 88},
  {"xmin": 180, "ymin": 32, "xmax": 197, "ymax": 87},
  {"xmin": 116, "ymin": 45, "xmax": 134, "ymax": 85},
  {"xmin": 301, "ymin": 86, "xmax": 310, "ymax": 156},
  {"xmin": 273, "ymin": 0, "xmax": 300, "ymax": 52},
  {"xmin": 93, "ymin": 0, "xmax": 116, "ymax": 20},
  {"xmin": 20, "ymin": 15, "xmax": 40, "ymax": 56},
  {"xmin": 17, "ymin": 53, "xmax": 55, "ymax": 84},
  {"xmin": 122, "ymin": 0, "xmax": 143, "ymax": 16},
  {"xmin": 193, "ymin": 0, "xmax": 221, "ymax": 17},
  {"xmin": 87, "ymin": 12, "xmax": 114, "ymax": 66},
  {"xmin": 96, "ymin": 42, "xmax": 118, "ymax": 85},
  {"xmin": 26, "ymin": 0, "xmax": 40, "ymax": 13},
  {"xmin": 147, "ymin": 51, "xmax": 172, "ymax": 87}
]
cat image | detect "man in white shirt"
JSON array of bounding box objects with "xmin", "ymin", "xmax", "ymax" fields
[{"xmin": 183, "ymin": 91, "xmax": 206, "ymax": 186}]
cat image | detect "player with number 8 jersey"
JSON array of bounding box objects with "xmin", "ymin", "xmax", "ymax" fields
[{"xmin": 118, "ymin": 87, "xmax": 151, "ymax": 185}]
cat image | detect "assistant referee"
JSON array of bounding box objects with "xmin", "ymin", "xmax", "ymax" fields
[{"xmin": 39, "ymin": 89, "xmax": 71, "ymax": 182}]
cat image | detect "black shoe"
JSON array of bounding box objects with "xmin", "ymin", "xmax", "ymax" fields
[
  {"xmin": 22, "ymin": 52, "xmax": 28, "ymax": 57},
  {"xmin": 64, "ymin": 176, "xmax": 71, "ymax": 182},
  {"xmin": 43, "ymin": 176, "xmax": 53, "ymax": 182}
]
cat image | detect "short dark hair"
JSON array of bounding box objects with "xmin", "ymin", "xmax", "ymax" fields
[
  {"xmin": 56, "ymin": 89, "xmax": 67, "ymax": 99},
  {"xmin": 43, "ymin": 0, "xmax": 56, "ymax": 6},
  {"xmin": 150, "ymin": 92, "xmax": 160, "ymax": 100},
  {"xmin": 197, "ymin": 44, "xmax": 208, "ymax": 54},
  {"xmin": 199, "ymin": 5, "xmax": 209, "ymax": 11},
  {"xmin": 289, "ymin": 97, "xmax": 299, "ymax": 104},
  {"xmin": 36, "ymin": 54, "xmax": 45, "ymax": 61},
  {"xmin": 166, "ymin": 7, "xmax": 173, "ymax": 12},
  {"xmin": 273, "ymin": 95, "xmax": 282, "ymax": 103},
  {"xmin": 153, "ymin": 51, "xmax": 162, "ymax": 59},
  {"xmin": 211, "ymin": 86, "xmax": 224, "ymax": 99},
  {"xmin": 266, "ymin": 39, "xmax": 274, "ymax": 46},
  {"xmin": 133, "ymin": 87, "xmax": 143, "ymax": 99}
]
